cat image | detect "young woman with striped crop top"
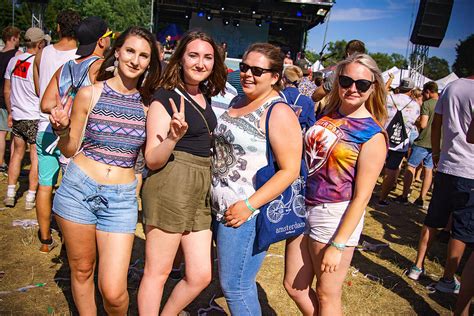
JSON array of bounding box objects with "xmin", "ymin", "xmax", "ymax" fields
[
  {"xmin": 303, "ymin": 54, "xmax": 388, "ymax": 315},
  {"xmin": 137, "ymin": 31, "xmax": 227, "ymax": 315},
  {"xmin": 48, "ymin": 27, "xmax": 161, "ymax": 315}
]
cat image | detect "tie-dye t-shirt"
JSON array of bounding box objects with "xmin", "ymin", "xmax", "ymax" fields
[{"xmin": 305, "ymin": 111, "xmax": 384, "ymax": 205}]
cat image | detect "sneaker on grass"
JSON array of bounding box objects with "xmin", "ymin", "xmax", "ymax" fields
[
  {"xmin": 394, "ymin": 196, "xmax": 410, "ymax": 205},
  {"xmin": 407, "ymin": 265, "xmax": 423, "ymax": 280},
  {"xmin": 435, "ymin": 276, "xmax": 460, "ymax": 294},
  {"xmin": 376, "ymin": 199, "xmax": 390, "ymax": 207}
]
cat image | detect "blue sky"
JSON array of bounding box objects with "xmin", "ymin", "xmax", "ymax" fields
[{"xmin": 307, "ymin": 0, "xmax": 473, "ymax": 68}]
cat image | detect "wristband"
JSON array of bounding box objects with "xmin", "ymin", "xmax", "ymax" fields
[
  {"xmin": 432, "ymin": 152, "xmax": 440, "ymax": 157},
  {"xmin": 244, "ymin": 198, "xmax": 257, "ymax": 213},
  {"xmin": 330, "ymin": 241, "xmax": 346, "ymax": 251},
  {"xmin": 54, "ymin": 127, "xmax": 70, "ymax": 138}
]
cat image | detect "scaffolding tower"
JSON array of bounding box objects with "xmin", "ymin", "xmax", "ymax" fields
[{"xmin": 408, "ymin": 43, "xmax": 429, "ymax": 88}]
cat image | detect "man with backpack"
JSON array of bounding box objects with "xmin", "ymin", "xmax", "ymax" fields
[
  {"xmin": 34, "ymin": 15, "xmax": 110, "ymax": 254},
  {"xmin": 377, "ymin": 78, "xmax": 420, "ymax": 206},
  {"xmin": 33, "ymin": 9, "xmax": 81, "ymax": 253},
  {"xmin": 395, "ymin": 81, "xmax": 439, "ymax": 208},
  {"xmin": 3, "ymin": 27, "xmax": 45, "ymax": 209}
]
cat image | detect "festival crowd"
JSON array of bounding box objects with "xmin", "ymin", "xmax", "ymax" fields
[{"xmin": 1, "ymin": 9, "xmax": 473, "ymax": 316}]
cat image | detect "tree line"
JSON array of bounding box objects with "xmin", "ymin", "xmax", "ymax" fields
[
  {"xmin": 305, "ymin": 37, "xmax": 473, "ymax": 80},
  {"xmin": 1, "ymin": 0, "xmax": 151, "ymax": 38}
]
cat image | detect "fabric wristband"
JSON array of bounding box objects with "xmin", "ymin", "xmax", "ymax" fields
[
  {"xmin": 330, "ymin": 241, "xmax": 346, "ymax": 251},
  {"xmin": 245, "ymin": 198, "xmax": 257, "ymax": 213}
]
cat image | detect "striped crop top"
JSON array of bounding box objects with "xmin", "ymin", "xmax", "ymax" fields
[{"xmin": 81, "ymin": 82, "xmax": 146, "ymax": 168}]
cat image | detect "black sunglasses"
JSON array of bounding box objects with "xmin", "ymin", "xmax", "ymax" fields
[
  {"xmin": 338, "ymin": 75, "xmax": 374, "ymax": 92},
  {"xmin": 239, "ymin": 62, "xmax": 272, "ymax": 77}
]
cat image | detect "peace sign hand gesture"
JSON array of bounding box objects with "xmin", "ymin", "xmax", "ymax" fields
[
  {"xmin": 168, "ymin": 96, "xmax": 188, "ymax": 142},
  {"xmin": 49, "ymin": 93, "xmax": 72, "ymax": 130}
]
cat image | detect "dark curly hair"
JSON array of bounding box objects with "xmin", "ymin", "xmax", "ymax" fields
[
  {"xmin": 159, "ymin": 30, "xmax": 227, "ymax": 97},
  {"xmin": 96, "ymin": 26, "xmax": 161, "ymax": 105},
  {"xmin": 56, "ymin": 9, "xmax": 81, "ymax": 39}
]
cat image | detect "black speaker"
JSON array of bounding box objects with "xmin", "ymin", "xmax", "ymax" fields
[{"xmin": 410, "ymin": 0, "xmax": 453, "ymax": 47}]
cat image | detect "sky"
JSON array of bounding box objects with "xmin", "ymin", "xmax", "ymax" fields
[{"xmin": 307, "ymin": 0, "xmax": 473, "ymax": 68}]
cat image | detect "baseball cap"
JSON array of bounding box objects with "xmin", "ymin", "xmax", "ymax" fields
[
  {"xmin": 75, "ymin": 16, "xmax": 108, "ymax": 57},
  {"xmin": 284, "ymin": 65, "xmax": 303, "ymax": 84},
  {"xmin": 398, "ymin": 77, "xmax": 415, "ymax": 92},
  {"xmin": 24, "ymin": 27, "xmax": 45, "ymax": 42}
]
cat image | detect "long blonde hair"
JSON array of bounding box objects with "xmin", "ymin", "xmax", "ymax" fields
[{"xmin": 323, "ymin": 53, "xmax": 388, "ymax": 124}]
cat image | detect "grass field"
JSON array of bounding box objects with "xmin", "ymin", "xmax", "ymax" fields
[{"xmin": 0, "ymin": 166, "xmax": 471, "ymax": 315}]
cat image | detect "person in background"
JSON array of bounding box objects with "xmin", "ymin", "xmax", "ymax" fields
[
  {"xmin": 395, "ymin": 81, "xmax": 438, "ymax": 210},
  {"xmin": 407, "ymin": 73, "xmax": 473, "ymax": 295},
  {"xmin": 3, "ymin": 28, "xmax": 45, "ymax": 209},
  {"xmin": 211, "ymin": 43, "xmax": 302, "ymax": 315},
  {"xmin": 296, "ymin": 55, "xmax": 316, "ymax": 98},
  {"xmin": 138, "ymin": 31, "xmax": 226, "ymax": 316},
  {"xmin": 312, "ymin": 40, "xmax": 366, "ymax": 103},
  {"xmin": 33, "ymin": 9, "xmax": 81, "ymax": 253},
  {"xmin": 50, "ymin": 26, "xmax": 160, "ymax": 315},
  {"xmin": 284, "ymin": 51, "xmax": 293, "ymax": 66},
  {"xmin": 304, "ymin": 53, "xmax": 387, "ymax": 315},
  {"xmin": 0, "ymin": 26, "xmax": 22, "ymax": 173},
  {"xmin": 281, "ymin": 65, "xmax": 316, "ymax": 132},
  {"xmin": 377, "ymin": 78, "xmax": 420, "ymax": 207}
]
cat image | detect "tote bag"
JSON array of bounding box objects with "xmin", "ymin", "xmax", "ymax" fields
[{"xmin": 255, "ymin": 102, "xmax": 306, "ymax": 252}]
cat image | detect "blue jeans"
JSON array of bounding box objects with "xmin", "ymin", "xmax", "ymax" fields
[{"xmin": 215, "ymin": 216, "xmax": 267, "ymax": 315}]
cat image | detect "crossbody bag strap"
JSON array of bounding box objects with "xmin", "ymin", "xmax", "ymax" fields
[
  {"xmin": 174, "ymin": 87, "xmax": 211, "ymax": 135},
  {"xmin": 294, "ymin": 93, "xmax": 302, "ymax": 104}
]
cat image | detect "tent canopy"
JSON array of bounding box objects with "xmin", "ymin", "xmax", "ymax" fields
[
  {"xmin": 435, "ymin": 72, "xmax": 459, "ymax": 91},
  {"xmin": 382, "ymin": 67, "xmax": 433, "ymax": 90}
]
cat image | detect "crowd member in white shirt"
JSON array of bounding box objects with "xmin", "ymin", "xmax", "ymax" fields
[{"xmin": 4, "ymin": 28, "xmax": 45, "ymax": 209}]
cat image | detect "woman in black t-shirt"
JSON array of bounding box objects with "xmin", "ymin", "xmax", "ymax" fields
[{"xmin": 138, "ymin": 31, "xmax": 226, "ymax": 315}]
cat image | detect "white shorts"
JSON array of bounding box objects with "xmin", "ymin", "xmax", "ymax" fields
[{"xmin": 306, "ymin": 201, "xmax": 364, "ymax": 247}]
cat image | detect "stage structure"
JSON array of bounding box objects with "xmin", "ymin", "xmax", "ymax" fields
[
  {"xmin": 408, "ymin": 0, "xmax": 453, "ymax": 87},
  {"xmin": 153, "ymin": 0, "xmax": 334, "ymax": 58}
]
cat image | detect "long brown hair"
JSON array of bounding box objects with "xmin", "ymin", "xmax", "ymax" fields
[
  {"xmin": 159, "ymin": 31, "xmax": 227, "ymax": 97},
  {"xmin": 323, "ymin": 53, "xmax": 387, "ymax": 124},
  {"xmin": 96, "ymin": 26, "xmax": 161, "ymax": 105},
  {"xmin": 242, "ymin": 43, "xmax": 284, "ymax": 91}
]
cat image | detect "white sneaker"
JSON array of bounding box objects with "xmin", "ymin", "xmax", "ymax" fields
[
  {"xmin": 25, "ymin": 199, "xmax": 36, "ymax": 210},
  {"xmin": 407, "ymin": 265, "xmax": 423, "ymax": 280}
]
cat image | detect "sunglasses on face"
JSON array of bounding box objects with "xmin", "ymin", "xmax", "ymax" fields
[
  {"xmin": 239, "ymin": 62, "xmax": 272, "ymax": 77},
  {"xmin": 338, "ymin": 75, "xmax": 374, "ymax": 92}
]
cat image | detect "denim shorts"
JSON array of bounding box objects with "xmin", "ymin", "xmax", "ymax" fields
[
  {"xmin": 407, "ymin": 145, "xmax": 433, "ymax": 169},
  {"xmin": 36, "ymin": 131, "xmax": 61, "ymax": 186},
  {"xmin": 53, "ymin": 160, "xmax": 138, "ymax": 233}
]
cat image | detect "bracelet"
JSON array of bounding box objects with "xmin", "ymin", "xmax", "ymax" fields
[
  {"xmin": 330, "ymin": 241, "xmax": 346, "ymax": 251},
  {"xmin": 432, "ymin": 152, "xmax": 440, "ymax": 157},
  {"xmin": 54, "ymin": 127, "xmax": 70, "ymax": 138},
  {"xmin": 244, "ymin": 198, "xmax": 257, "ymax": 213}
]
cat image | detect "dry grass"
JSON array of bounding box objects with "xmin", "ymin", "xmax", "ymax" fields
[{"xmin": 0, "ymin": 168, "xmax": 470, "ymax": 315}]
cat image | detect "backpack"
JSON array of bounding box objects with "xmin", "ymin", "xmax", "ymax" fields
[
  {"xmin": 61, "ymin": 58, "xmax": 99, "ymax": 104},
  {"xmin": 386, "ymin": 95, "xmax": 412, "ymax": 149}
]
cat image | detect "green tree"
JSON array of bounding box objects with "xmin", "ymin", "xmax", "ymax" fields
[
  {"xmin": 423, "ymin": 56, "xmax": 450, "ymax": 80},
  {"xmin": 452, "ymin": 34, "xmax": 474, "ymax": 77},
  {"xmin": 391, "ymin": 53, "xmax": 408, "ymax": 69},
  {"xmin": 325, "ymin": 40, "xmax": 347, "ymax": 66},
  {"xmin": 304, "ymin": 50, "xmax": 320, "ymax": 64},
  {"xmin": 369, "ymin": 52, "xmax": 393, "ymax": 72}
]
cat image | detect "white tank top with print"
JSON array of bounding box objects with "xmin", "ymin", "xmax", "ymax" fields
[{"xmin": 211, "ymin": 95, "xmax": 283, "ymax": 221}]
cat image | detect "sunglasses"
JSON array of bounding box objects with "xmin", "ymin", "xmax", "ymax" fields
[
  {"xmin": 338, "ymin": 75, "xmax": 374, "ymax": 92},
  {"xmin": 239, "ymin": 62, "xmax": 273, "ymax": 77},
  {"xmin": 101, "ymin": 30, "xmax": 116, "ymax": 40}
]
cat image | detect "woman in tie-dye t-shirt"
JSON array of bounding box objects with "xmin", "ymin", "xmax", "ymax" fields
[{"xmin": 303, "ymin": 54, "xmax": 388, "ymax": 314}]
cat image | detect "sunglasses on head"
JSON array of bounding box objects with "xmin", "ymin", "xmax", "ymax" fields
[
  {"xmin": 101, "ymin": 30, "xmax": 116, "ymax": 40},
  {"xmin": 338, "ymin": 75, "xmax": 374, "ymax": 92},
  {"xmin": 239, "ymin": 62, "xmax": 272, "ymax": 77}
]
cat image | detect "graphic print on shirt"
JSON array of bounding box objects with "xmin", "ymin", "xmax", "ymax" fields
[
  {"xmin": 12, "ymin": 60, "xmax": 31, "ymax": 79},
  {"xmin": 304, "ymin": 120, "xmax": 343, "ymax": 176},
  {"xmin": 211, "ymin": 121, "xmax": 247, "ymax": 187}
]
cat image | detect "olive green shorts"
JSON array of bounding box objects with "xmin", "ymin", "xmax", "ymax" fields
[{"xmin": 142, "ymin": 151, "xmax": 212, "ymax": 233}]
